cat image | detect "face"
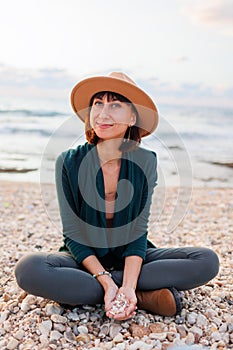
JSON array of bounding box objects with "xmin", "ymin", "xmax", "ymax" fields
[{"xmin": 89, "ymin": 93, "xmax": 136, "ymax": 141}]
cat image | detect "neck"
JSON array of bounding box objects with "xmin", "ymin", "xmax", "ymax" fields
[{"xmin": 97, "ymin": 139, "xmax": 122, "ymax": 165}]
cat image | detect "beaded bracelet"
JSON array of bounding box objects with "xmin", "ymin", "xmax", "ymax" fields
[{"xmin": 92, "ymin": 271, "xmax": 112, "ymax": 279}]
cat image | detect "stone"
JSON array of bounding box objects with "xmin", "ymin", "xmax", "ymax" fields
[
  {"xmin": 227, "ymin": 322, "xmax": 233, "ymax": 332},
  {"xmin": 51, "ymin": 314, "xmax": 67, "ymax": 323},
  {"xmin": 14, "ymin": 330, "xmax": 25, "ymax": 340},
  {"xmin": 196, "ymin": 313, "xmax": 208, "ymax": 328},
  {"xmin": 219, "ymin": 323, "xmax": 227, "ymax": 333},
  {"xmin": 6, "ymin": 338, "xmax": 19, "ymax": 350},
  {"xmin": 99, "ymin": 323, "xmax": 110, "ymax": 338},
  {"xmin": 102, "ymin": 341, "xmax": 114, "ymax": 350},
  {"xmin": 149, "ymin": 332, "xmax": 167, "ymax": 341},
  {"xmin": 77, "ymin": 325, "xmax": 89, "ymax": 334},
  {"xmin": 0, "ymin": 311, "xmax": 9, "ymax": 323},
  {"xmin": 53, "ymin": 322, "xmax": 66, "ymax": 332},
  {"xmin": 45, "ymin": 303, "xmax": 63, "ymax": 316},
  {"xmin": 128, "ymin": 340, "xmax": 154, "ymax": 350},
  {"xmin": 39, "ymin": 335, "xmax": 49, "ymax": 347},
  {"xmin": 115, "ymin": 343, "xmax": 126, "ymax": 350},
  {"xmin": 67, "ymin": 311, "xmax": 79, "ymax": 321},
  {"xmin": 149, "ymin": 323, "xmax": 165, "ymax": 333},
  {"xmin": 76, "ymin": 334, "xmax": 90, "ymax": 343},
  {"xmin": 176, "ymin": 324, "xmax": 187, "ymax": 338},
  {"xmin": 187, "ymin": 311, "xmax": 197, "ymax": 325},
  {"xmin": 185, "ymin": 332, "xmax": 195, "ymax": 345},
  {"xmin": 50, "ymin": 330, "xmax": 63, "ymax": 341},
  {"xmin": 3, "ymin": 320, "xmax": 11, "ymax": 332},
  {"xmin": 167, "ymin": 332, "xmax": 179, "ymax": 342},
  {"xmin": 129, "ymin": 324, "xmax": 150, "ymax": 338},
  {"xmin": 113, "ymin": 332, "xmax": 124, "ymax": 343},
  {"xmin": 109, "ymin": 323, "xmax": 122, "ymax": 339},
  {"xmin": 38, "ymin": 319, "xmax": 52, "ymax": 337},
  {"xmin": 189, "ymin": 325, "xmax": 203, "ymax": 342},
  {"xmin": 211, "ymin": 331, "xmax": 222, "ymax": 342},
  {"xmin": 64, "ymin": 330, "xmax": 76, "ymax": 343}
]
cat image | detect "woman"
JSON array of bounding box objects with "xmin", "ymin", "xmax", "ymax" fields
[{"xmin": 15, "ymin": 72, "xmax": 219, "ymax": 321}]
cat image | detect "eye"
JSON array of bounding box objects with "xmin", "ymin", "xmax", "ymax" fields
[
  {"xmin": 110, "ymin": 102, "xmax": 121, "ymax": 109},
  {"xmin": 93, "ymin": 100, "xmax": 103, "ymax": 107}
]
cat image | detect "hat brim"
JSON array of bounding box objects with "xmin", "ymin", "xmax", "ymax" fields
[{"xmin": 70, "ymin": 76, "xmax": 159, "ymax": 137}]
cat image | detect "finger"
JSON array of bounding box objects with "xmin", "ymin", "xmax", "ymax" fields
[
  {"xmin": 126, "ymin": 302, "xmax": 137, "ymax": 313},
  {"xmin": 111, "ymin": 311, "xmax": 136, "ymax": 321}
]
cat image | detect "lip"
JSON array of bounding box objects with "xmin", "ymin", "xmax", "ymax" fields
[{"xmin": 96, "ymin": 123, "xmax": 114, "ymax": 129}]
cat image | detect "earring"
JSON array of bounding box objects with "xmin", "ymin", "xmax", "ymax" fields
[{"xmin": 123, "ymin": 125, "xmax": 131, "ymax": 143}]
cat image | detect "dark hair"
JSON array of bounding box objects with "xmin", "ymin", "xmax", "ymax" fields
[{"xmin": 85, "ymin": 91, "xmax": 141, "ymax": 152}]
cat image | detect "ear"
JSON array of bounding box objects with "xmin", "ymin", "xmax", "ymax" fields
[{"xmin": 130, "ymin": 113, "xmax": 136, "ymax": 126}]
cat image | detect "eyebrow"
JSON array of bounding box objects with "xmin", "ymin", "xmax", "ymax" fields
[{"xmin": 94, "ymin": 95, "xmax": 120, "ymax": 102}]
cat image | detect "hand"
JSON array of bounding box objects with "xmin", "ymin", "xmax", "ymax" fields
[
  {"xmin": 108, "ymin": 286, "xmax": 137, "ymax": 321},
  {"xmin": 104, "ymin": 283, "xmax": 119, "ymax": 316}
]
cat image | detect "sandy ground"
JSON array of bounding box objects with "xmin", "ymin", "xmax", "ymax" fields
[{"xmin": 0, "ymin": 181, "xmax": 232, "ymax": 349}]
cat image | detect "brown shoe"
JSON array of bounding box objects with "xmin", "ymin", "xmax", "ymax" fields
[{"xmin": 136, "ymin": 287, "xmax": 181, "ymax": 316}]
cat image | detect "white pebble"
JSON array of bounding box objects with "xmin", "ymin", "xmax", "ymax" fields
[
  {"xmin": 113, "ymin": 332, "xmax": 124, "ymax": 343},
  {"xmin": 53, "ymin": 322, "xmax": 66, "ymax": 332},
  {"xmin": 45, "ymin": 303, "xmax": 63, "ymax": 316},
  {"xmin": 109, "ymin": 323, "xmax": 122, "ymax": 339},
  {"xmin": 67, "ymin": 311, "xmax": 79, "ymax": 321},
  {"xmin": 14, "ymin": 330, "xmax": 25, "ymax": 340},
  {"xmin": 211, "ymin": 331, "xmax": 222, "ymax": 342},
  {"xmin": 78, "ymin": 325, "xmax": 88, "ymax": 334},
  {"xmin": 50, "ymin": 330, "xmax": 63, "ymax": 341},
  {"xmin": 0, "ymin": 311, "xmax": 9, "ymax": 323},
  {"xmin": 115, "ymin": 343, "xmax": 126, "ymax": 350},
  {"xmin": 51, "ymin": 314, "xmax": 67, "ymax": 323},
  {"xmin": 185, "ymin": 332, "xmax": 195, "ymax": 345},
  {"xmin": 6, "ymin": 338, "xmax": 19, "ymax": 350},
  {"xmin": 196, "ymin": 313, "xmax": 208, "ymax": 327},
  {"xmin": 187, "ymin": 311, "xmax": 197, "ymax": 325},
  {"xmin": 128, "ymin": 340, "xmax": 153, "ymax": 350},
  {"xmin": 38, "ymin": 319, "xmax": 52, "ymax": 337},
  {"xmin": 149, "ymin": 332, "xmax": 167, "ymax": 341}
]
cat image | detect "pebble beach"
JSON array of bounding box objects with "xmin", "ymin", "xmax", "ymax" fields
[{"xmin": 0, "ymin": 181, "xmax": 233, "ymax": 349}]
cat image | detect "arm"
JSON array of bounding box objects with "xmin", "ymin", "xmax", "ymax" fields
[
  {"xmin": 108, "ymin": 256, "xmax": 142, "ymax": 321},
  {"xmin": 82, "ymin": 255, "xmax": 119, "ymax": 311},
  {"xmin": 55, "ymin": 153, "xmax": 96, "ymax": 263},
  {"xmin": 122, "ymin": 255, "xmax": 143, "ymax": 290}
]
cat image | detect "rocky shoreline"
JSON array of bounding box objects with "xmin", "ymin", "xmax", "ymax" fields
[{"xmin": 0, "ymin": 182, "xmax": 232, "ymax": 349}]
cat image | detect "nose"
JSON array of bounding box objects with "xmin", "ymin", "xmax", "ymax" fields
[
  {"xmin": 98, "ymin": 103, "xmax": 111, "ymax": 119},
  {"xmin": 100, "ymin": 103, "xmax": 109, "ymax": 116}
]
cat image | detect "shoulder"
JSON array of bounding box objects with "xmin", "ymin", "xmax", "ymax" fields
[
  {"xmin": 56, "ymin": 142, "xmax": 94, "ymax": 170},
  {"xmin": 135, "ymin": 146, "xmax": 157, "ymax": 159},
  {"xmin": 131, "ymin": 146, "xmax": 157, "ymax": 167}
]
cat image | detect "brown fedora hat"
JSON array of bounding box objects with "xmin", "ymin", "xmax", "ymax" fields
[{"xmin": 70, "ymin": 72, "xmax": 159, "ymax": 137}]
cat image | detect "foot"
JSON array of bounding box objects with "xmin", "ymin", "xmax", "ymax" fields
[{"xmin": 136, "ymin": 287, "xmax": 181, "ymax": 316}]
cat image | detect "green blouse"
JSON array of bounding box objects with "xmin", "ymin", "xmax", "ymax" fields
[{"xmin": 56, "ymin": 142, "xmax": 157, "ymax": 264}]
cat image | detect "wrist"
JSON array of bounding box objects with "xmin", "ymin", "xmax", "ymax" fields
[
  {"xmin": 122, "ymin": 284, "xmax": 136, "ymax": 291},
  {"xmin": 98, "ymin": 275, "xmax": 116, "ymax": 290}
]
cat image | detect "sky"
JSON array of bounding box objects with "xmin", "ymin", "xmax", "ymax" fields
[{"xmin": 0, "ymin": 0, "xmax": 233, "ymax": 109}]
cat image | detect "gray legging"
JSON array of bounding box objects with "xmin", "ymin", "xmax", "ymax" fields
[{"xmin": 15, "ymin": 247, "xmax": 219, "ymax": 306}]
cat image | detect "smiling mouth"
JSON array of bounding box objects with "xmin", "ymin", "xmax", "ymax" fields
[{"xmin": 96, "ymin": 123, "xmax": 114, "ymax": 129}]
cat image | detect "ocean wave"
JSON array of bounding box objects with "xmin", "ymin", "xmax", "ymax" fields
[
  {"xmin": 0, "ymin": 108, "xmax": 67, "ymax": 117},
  {"xmin": 1, "ymin": 126, "xmax": 53, "ymax": 137}
]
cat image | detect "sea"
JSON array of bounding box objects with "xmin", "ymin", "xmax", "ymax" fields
[{"xmin": 0, "ymin": 98, "xmax": 233, "ymax": 188}]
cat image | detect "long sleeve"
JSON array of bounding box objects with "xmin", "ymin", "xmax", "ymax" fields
[
  {"xmin": 55, "ymin": 152, "xmax": 96, "ymax": 264},
  {"xmin": 121, "ymin": 151, "xmax": 157, "ymax": 260}
]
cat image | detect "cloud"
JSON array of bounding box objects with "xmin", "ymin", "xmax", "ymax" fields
[
  {"xmin": 181, "ymin": 0, "xmax": 233, "ymax": 36},
  {"xmin": 174, "ymin": 56, "xmax": 190, "ymax": 63},
  {"xmin": 1, "ymin": 64, "xmax": 233, "ymax": 108},
  {"xmin": 0, "ymin": 64, "xmax": 76, "ymax": 89},
  {"xmin": 142, "ymin": 78, "xmax": 233, "ymax": 108}
]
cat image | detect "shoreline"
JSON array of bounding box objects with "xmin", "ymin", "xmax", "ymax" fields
[{"xmin": 0, "ymin": 182, "xmax": 232, "ymax": 349}]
